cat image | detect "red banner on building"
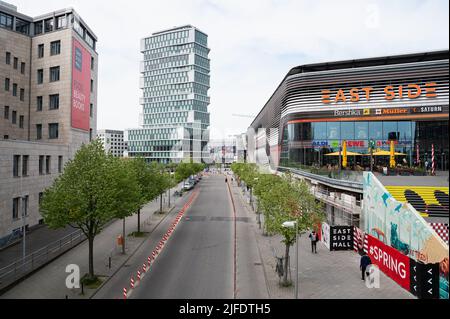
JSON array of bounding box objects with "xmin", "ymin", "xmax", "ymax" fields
[
  {"xmin": 366, "ymin": 234, "xmax": 410, "ymax": 290},
  {"xmin": 71, "ymin": 38, "xmax": 91, "ymax": 131}
]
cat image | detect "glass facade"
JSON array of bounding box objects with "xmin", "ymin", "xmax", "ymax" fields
[
  {"xmin": 128, "ymin": 26, "xmax": 210, "ymax": 163},
  {"xmin": 280, "ymin": 120, "xmax": 449, "ymax": 170}
]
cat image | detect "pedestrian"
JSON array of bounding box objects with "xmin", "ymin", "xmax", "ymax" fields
[
  {"xmin": 360, "ymin": 252, "xmax": 372, "ymax": 281},
  {"xmin": 309, "ymin": 230, "xmax": 318, "ymax": 253},
  {"xmin": 225, "ymin": 177, "xmax": 228, "ymax": 183},
  {"xmin": 425, "ymin": 160, "xmax": 429, "ymax": 172}
]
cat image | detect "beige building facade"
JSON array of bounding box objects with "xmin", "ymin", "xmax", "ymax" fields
[{"xmin": 0, "ymin": 2, "xmax": 98, "ymax": 243}]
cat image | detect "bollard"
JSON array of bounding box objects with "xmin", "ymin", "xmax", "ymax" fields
[
  {"xmin": 108, "ymin": 256, "xmax": 112, "ymax": 269},
  {"xmin": 123, "ymin": 288, "xmax": 127, "ymax": 299},
  {"xmin": 148, "ymin": 256, "xmax": 151, "ymax": 266},
  {"xmin": 137, "ymin": 270, "xmax": 141, "ymax": 281},
  {"xmin": 142, "ymin": 263, "xmax": 146, "ymax": 272},
  {"xmin": 130, "ymin": 277, "xmax": 135, "ymax": 289}
]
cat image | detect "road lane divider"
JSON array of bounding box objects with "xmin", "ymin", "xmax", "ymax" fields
[{"xmin": 120, "ymin": 189, "xmax": 199, "ymax": 299}]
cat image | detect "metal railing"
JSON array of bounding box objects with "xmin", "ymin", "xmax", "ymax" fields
[{"xmin": 0, "ymin": 229, "xmax": 86, "ymax": 292}]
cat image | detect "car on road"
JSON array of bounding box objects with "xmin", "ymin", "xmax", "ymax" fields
[{"xmin": 183, "ymin": 180, "xmax": 194, "ymax": 190}]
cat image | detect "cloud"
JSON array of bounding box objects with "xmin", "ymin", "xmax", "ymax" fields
[{"xmin": 10, "ymin": 0, "xmax": 449, "ymax": 139}]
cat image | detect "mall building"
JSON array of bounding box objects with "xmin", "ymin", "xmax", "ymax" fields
[
  {"xmin": 0, "ymin": 1, "xmax": 98, "ymax": 244},
  {"xmin": 248, "ymin": 50, "xmax": 449, "ymax": 226}
]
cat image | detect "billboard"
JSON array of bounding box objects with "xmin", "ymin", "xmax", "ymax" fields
[
  {"xmin": 366, "ymin": 234, "xmax": 411, "ymax": 290},
  {"xmin": 330, "ymin": 226, "xmax": 353, "ymax": 251},
  {"xmin": 321, "ymin": 222, "xmax": 330, "ymax": 250},
  {"xmin": 71, "ymin": 38, "xmax": 91, "ymax": 131}
]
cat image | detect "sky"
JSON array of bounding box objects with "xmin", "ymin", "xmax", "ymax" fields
[{"xmin": 9, "ymin": 0, "xmax": 450, "ymax": 139}]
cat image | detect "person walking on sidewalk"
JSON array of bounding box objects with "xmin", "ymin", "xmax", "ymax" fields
[
  {"xmin": 309, "ymin": 230, "xmax": 318, "ymax": 253},
  {"xmin": 360, "ymin": 252, "xmax": 372, "ymax": 280}
]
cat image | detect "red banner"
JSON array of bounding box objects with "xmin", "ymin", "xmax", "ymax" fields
[
  {"xmin": 71, "ymin": 38, "xmax": 91, "ymax": 131},
  {"xmin": 366, "ymin": 234, "xmax": 410, "ymax": 290}
]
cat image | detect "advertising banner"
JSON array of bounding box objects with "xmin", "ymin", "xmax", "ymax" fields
[
  {"xmin": 410, "ymin": 258, "xmax": 440, "ymax": 299},
  {"xmin": 321, "ymin": 222, "xmax": 330, "ymax": 250},
  {"xmin": 366, "ymin": 234, "xmax": 410, "ymax": 290},
  {"xmin": 330, "ymin": 226, "xmax": 353, "ymax": 251},
  {"xmin": 71, "ymin": 38, "xmax": 91, "ymax": 131}
]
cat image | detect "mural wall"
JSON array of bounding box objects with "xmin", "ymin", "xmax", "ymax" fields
[{"xmin": 363, "ymin": 172, "xmax": 449, "ymax": 299}]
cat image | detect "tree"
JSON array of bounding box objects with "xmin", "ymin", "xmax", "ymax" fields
[
  {"xmin": 129, "ymin": 157, "xmax": 161, "ymax": 233},
  {"xmin": 40, "ymin": 140, "xmax": 140, "ymax": 280},
  {"xmin": 261, "ymin": 174, "xmax": 324, "ymax": 286},
  {"xmin": 112, "ymin": 158, "xmax": 142, "ymax": 254},
  {"xmin": 253, "ymin": 173, "xmax": 280, "ymax": 232}
]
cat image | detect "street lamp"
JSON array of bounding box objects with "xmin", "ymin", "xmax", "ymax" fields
[{"xmin": 282, "ymin": 220, "xmax": 299, "ymax": 299}]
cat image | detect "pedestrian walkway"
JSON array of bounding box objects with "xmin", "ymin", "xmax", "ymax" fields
[
  {"xmin": 230, "ymin": 179, "xmax": 415, "ymax": 299},
  {"xmin": 0, "ymin": 186, "xmax": 186, "ymax": 299}
]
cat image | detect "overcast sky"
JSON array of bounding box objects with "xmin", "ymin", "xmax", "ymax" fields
[{"xmin": 10, "ymin": 0, "xmax": 450, "ymax": 139}]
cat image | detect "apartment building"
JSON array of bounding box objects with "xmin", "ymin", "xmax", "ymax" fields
[{"xmin": 97, "ymin": 129, "xmax": 127, "ymax": 157}]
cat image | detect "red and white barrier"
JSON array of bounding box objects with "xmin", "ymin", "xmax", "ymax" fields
[
  {"xmin": 123, "ymin": 287, "xmax": 127, "ymax": 299},
  {"xmin": 130, "ymin": 277, "xmax": 135, "ymax": 289},
  {"xmin": 137, "ymin": 270, "xmax": 141, "ymax": 281}
]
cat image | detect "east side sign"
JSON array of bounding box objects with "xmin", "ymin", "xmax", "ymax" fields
[{"xmin": 322, "ymin": 82, "xmax": 437, "ymax": 104}]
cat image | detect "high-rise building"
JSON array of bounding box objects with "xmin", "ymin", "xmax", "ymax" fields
[
  {"xmin": 126, "ymin": 25, "xmax": 210, "ymax": 164},
  {"xmin": 97, "ymin": 129, "xmax": 127, "ymax": 157},
  {"xmin": 0, "ymin": 1, "xmax": 98, "ymax": 243}
]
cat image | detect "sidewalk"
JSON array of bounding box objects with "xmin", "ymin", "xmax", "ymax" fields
[
  {"xmin": 0, "ymin": 187, "xmax": 186, "ymax": 299},
  {"xmin": 230, "ymin": 180, "xmax": 415, "ymax": 299}
]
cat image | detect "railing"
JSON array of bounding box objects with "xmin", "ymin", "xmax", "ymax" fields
[{"xmin": 0, "ymin": 229, "xmax": 86, "ymax": 292}]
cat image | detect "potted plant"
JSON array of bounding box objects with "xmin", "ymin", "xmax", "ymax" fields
[{"xmin": 412, "ymin": 166, "xmax": 426, "ymax": 176}]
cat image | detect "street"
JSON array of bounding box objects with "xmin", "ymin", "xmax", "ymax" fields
[{"xmin": 93, "ymin": 174, "xmax": 268, "ymax": 299}]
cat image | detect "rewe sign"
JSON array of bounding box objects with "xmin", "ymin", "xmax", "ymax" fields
[{"xmin": 366, "ymin": 234, "xmax": 410, "ymax": 290}]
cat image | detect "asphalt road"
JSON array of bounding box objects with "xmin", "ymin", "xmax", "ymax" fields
[{"xmin": 93, "ymin": 174, "xmax": 268, "ymax": 299}]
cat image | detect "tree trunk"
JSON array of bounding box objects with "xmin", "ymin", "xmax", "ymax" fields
[
  {"xmin": 168, "ymin": 188, "xmax": 171, "ymax": 207},
  {"xmin": 88, "ymin": 235, "xmax": 94, "ymax": 279},
  {"xmin": 160, "ymin": 193, "xmax": 163, "ymax": 213},
  {"xmin": 137, "ymin": 208, "xmax": 141, "ymax": 233},
  {"xmin": 122, "ymin": 218, "xmax": 126, "ymax": 254},
  {"xmin": 283, "ymin": 243, "xmax": 290, "ymax": 286}
]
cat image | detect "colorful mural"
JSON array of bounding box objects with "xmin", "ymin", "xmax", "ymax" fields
[{"xmin": 363, "ymin": 172, "xmax": 449, "ymax": 299}]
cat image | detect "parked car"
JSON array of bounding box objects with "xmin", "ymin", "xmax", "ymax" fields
[{"xmin": 183, "ymin": 180, "xmax": 194, "ymax": 190}]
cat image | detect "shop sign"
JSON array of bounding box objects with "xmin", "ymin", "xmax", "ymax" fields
[
  {"xmin": 366, "ymin": 234, "xmax": 410, "ymax": 290},
  {"xmin": 411, "ymin": 106, "xmax": 443, "ymax": 113},
  {"xmin": 312, "ymin": 140, "xmax": 329, "ymax": 147},
  {"xmin": 330, "ymin": 226, "xmax": 354, "ymax": 251},
  {"xmin": 322, "ymin": 82, "xmax": 437, "ymax": 104},
  {"xmin": 347, "ymin": 140, "xmax": 366, "ymax": 147},
  {"xmin": 329, "ymin": 140, "xmax": 340, "ymax": 148}
]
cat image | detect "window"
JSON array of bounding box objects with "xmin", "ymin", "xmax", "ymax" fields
[
  {"xmin": 22, "ymin": 196, "xmax": 29, "ymax": 217},
  {"xmin": 312, "ymin": 122, "xmax": 327, "ymax": 140},
  {"xmin": 90, "ymin": 103, "xmax": 93, "ymax": 117},
  {"xmin": 4, "ymin": 105, "xmax": 9, "ymax": 119},
  {"xmin": 50, "ymin": 40, "xmax": 61, "ymax": 55},
  {"xmin": 49, "ymin": 94, "xmax": 59, "ymax": 110},
  {"xmin": 6, "ymin": 52, "xmax": 11, "ymax": 64},
  {"xmin": 36, "ymin": 124, "xmax": 42, "ymax": 140},
  {"xmin": 37, "ymin": 69, "xmax": 44, "ymax": 84},
  {"xmin": 49, "ymin": 123, "xmax": 59, "ymax": 139},
  {"xmin": 4, "ymin": 135, "xmax": 9, "ymax": 139},
  {"xmin": 19, "ymin": 115, "xmax": 24, "ymax": 128},
  {"xmin": 39, "ymin": 155, "xmax": 44, "ymax": 174},
  {"xmin": 89, "ymin": 128, "xmax": 93, "ymax": 141},
  {"xmin": 4, "ymin": 78, "xmax": 10, "ymax": 91},
  {"xmin": 369, "ymin": 121, "xmax": 383, "ymax": 140},
  {"xmin": 37, "ymin": 96, "xmax": 43, "ymax": 111},
  {"xmin": 355, "ymin": 122, "xmax": 369, "ymax": 140},
  {"xmin": 13, "ymin": 197, "xmax": 20, "ymax": 220},
  {"xmin": 1, "ymin": 12, "xmax": 13, "ymax": 29},
  {"xmin": 20, "ymin": 88, "xmax": 24, "ymax": 101},
  {"xmin": 22, "ymin": 155, "xmax": 29, "ymax": 176},
  {"xmin": 44, "ymin": 18, "xmax": 53, "ymax": 32},
  {"xmin": 34, "ymin": 21, "xmax": 43, "ymax": 35},
  {"xmin": 56, "ymin": 15, "xmax": 66, "ymax": 29},
  {"xmin": 327, "ymin": 122, "xmax": 340, "ymax": 140},
  {"xmin": 90, "ymin": 79, "xmax": 94, "ymax": 92},
  {"xmin": 13, "ymin": 57, "xmax": 18, "ymax": 69},
  {"xmin": 15, "ymin": 18, "xmax": 29, "ymax": 35},
  {"xmin": 20, "ymin": 62, "xmax": 25, "ymax": 74},
  {"xmin": 91, "ymin": 57, "xmax": 94, "ymax": 70},
  {"xmin": 58, "ymin": 156, "xmax": 63, "ymax": 173},
  {"xmin": 12, "ymin": 83, "xmax": 17, "ymax": 96},
  {"xmin": 383, "ymin": 121, "xmax": 398, "ymax": 141},
  {"xmin": 50, "ymin": 66, "xmax": 60, "ymax": 82},
  {"xmin": 12, "ymin": 110, "xmax": 16, "ymax": 124},
  {"xmin": 13, "ymin": 155, "xmax": 20, "ymax": 177},
  {"xmin": 38, "ymin": 44, "xmax": 44, "ymax": 58},
  {"xmin": 39, "ymin": 192, "xmax": 43, "ymax": 206},
  {"xmin": 341, "ymin": 122, "xmax": 354, "ymax": 140},
  {"xmin": 46, "ymin": 155, "xmax": 51, "ymax": 174}
]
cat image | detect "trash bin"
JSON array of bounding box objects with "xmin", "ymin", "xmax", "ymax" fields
[{"xmin": 117, "ymin": 235, "xmax": 124, "ymax": 246}]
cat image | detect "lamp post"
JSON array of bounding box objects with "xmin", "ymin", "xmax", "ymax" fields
[{"xmin": 282, "ymin": 220, "xmax": 299, "ymax": 299}]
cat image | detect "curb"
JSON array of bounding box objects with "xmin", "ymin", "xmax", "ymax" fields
[
  {"xmin": 230, "ymin": 181, "xmax": 272, "ymax": 299},
  {"xmin": 89, "ymin": 203, "xmax": 179, "ymax": 299}
]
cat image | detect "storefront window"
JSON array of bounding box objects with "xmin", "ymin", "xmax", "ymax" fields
[
  {"xmin": 327, "ymin": 122, "xmax": 340, "ymax": 139},
  {"xmin": 313, "ymin": 122, "xmax": 327, "ymax": 139},
  {"xmin": 355, "ymin": 122, "xmax": 368, "ymax": 139},
  {"xmin": 341, "ymin": 122, "xmax": 354, "ymax": 140},
  {"xmin": 369, "ymin": 121, "xmax": 382, "ymax": 140},
  {"xmin": 397, "ymin": 121, "xmax": 412, "ymax": 141}
]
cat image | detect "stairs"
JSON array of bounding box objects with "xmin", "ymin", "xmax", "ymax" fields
[{"xmin": 385, "ymin": 186, "xmax": 449, "ymax": 218}]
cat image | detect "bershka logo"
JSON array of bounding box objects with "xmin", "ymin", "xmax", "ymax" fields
[{"xmin": 369, "ymin": 245, "xmax": 407, "ymax": 279}]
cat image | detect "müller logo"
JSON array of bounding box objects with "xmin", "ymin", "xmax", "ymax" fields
[{"xmin": 322, "ymin": 82, "xmax": 437, "ymax": 104}]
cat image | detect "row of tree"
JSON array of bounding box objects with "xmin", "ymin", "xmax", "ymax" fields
[
  {"xmin": 40, "ymin": 139, "xmax": 205, "ymax": 281},
  {"xmin": 230, "ymin": 162, "xmax": 324, "ymax": 286}
]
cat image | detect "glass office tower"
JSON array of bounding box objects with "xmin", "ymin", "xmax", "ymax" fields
[{"xmin": 127, "ymin": 25, "xmax": 210, "ymax": 163}]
